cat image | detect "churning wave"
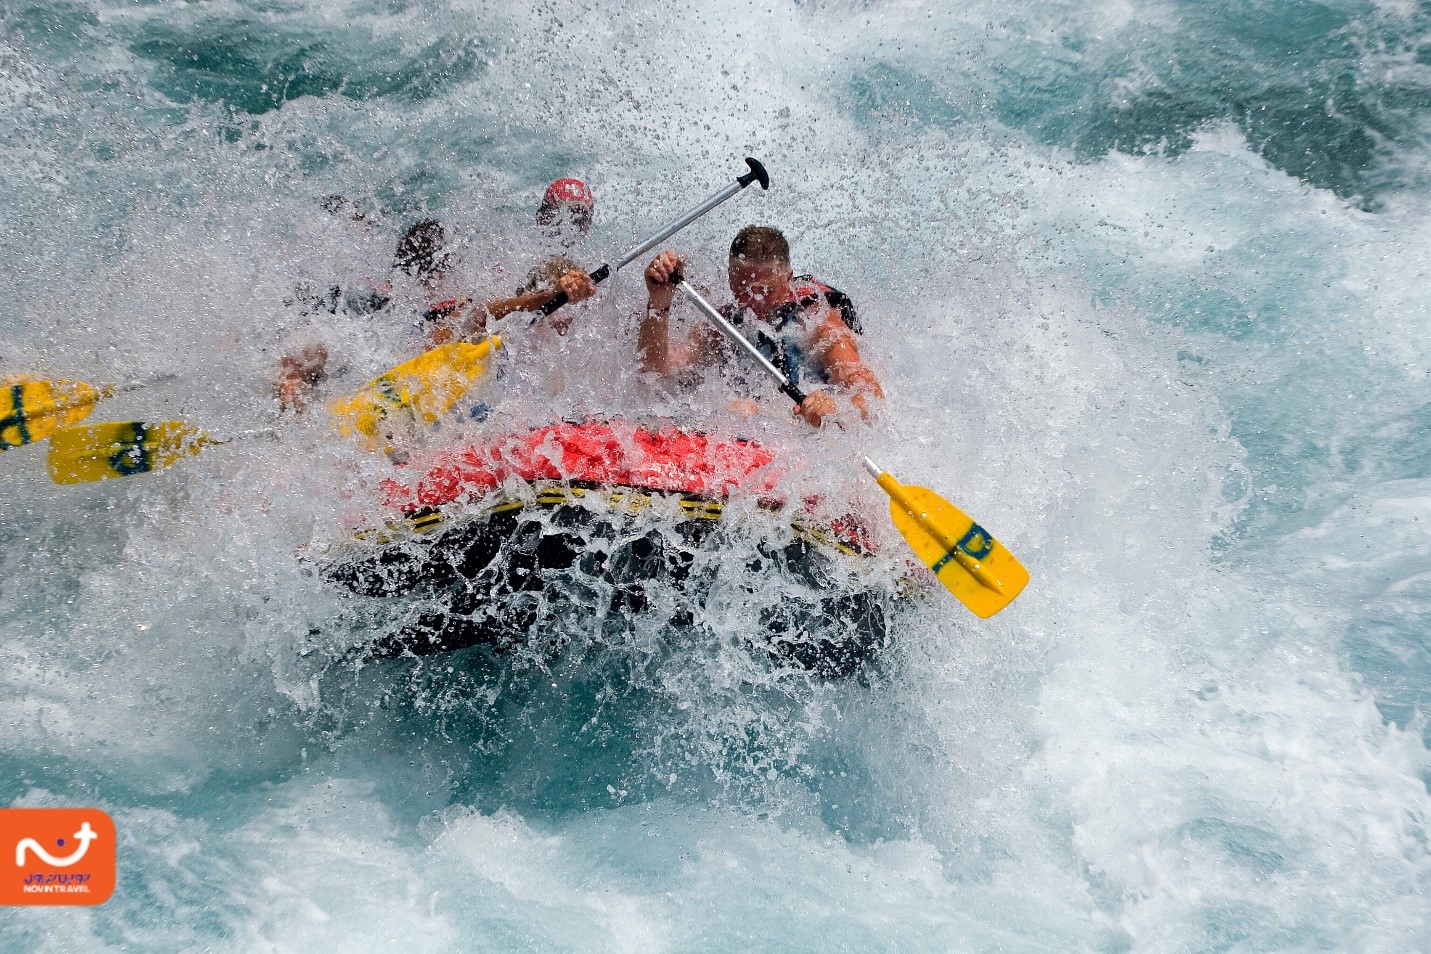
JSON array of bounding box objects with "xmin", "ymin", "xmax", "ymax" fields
[{"xmin": 1, "ymin": 0, "xmax": 1428, "ymax": 949}]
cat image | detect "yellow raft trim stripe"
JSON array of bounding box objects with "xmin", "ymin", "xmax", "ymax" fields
[{"xmin": 352, "ymin": 484, "xmax": 869, "ymax": 558}]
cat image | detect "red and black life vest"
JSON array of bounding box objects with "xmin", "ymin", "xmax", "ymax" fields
[
  {"xmin": 422, "ymin": 297, "xmax": 468, "ymax": 323},
  {"xmin": 785, "ymin": 275, "xmax": 861, "ymax": 334},
  {"xmin": 728, "ymin": 276, "xmax": 861, "ymax": 388}
]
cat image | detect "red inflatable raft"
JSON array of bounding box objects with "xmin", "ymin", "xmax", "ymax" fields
[{"xmin": 325, "ymin": 419, "xmax": 889, "ymax": 676}]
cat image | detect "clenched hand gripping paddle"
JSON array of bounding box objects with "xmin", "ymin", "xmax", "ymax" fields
[
  {"xmin": 533, "ymin": 158, "xmax": 769, "ymax": 320},
  {"xmin": 670, "ymin": 276, "xmax": 1029, "ymax": 618}
]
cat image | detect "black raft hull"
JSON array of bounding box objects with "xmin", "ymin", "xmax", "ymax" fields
[{"xmin": 323, "ymin": 484, "xmax": 889, "ymax": 678}]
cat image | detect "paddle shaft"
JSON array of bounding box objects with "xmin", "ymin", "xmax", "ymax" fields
[
  {"xmin": 205, "ymin": 427, "xmax": 276, "ymax": 444},
  {"xmin": 535, "ymin": 158, "xmax": 770, "ymax": 319},
  {"xmin": 671, "ymin": 277, "xmax": 807, "ymax": 406}
]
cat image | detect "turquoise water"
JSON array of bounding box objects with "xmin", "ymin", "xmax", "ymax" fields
[{"xmin": 2, "ymin": 0, "xmax": 1428, "ymax": 949}]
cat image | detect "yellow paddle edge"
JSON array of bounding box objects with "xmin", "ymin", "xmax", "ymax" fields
[
  {"xmin": 329, "ymin": 337, "xmax": 503, "ymax": 451},
  {"xmin": 2, "ymin": 372, "xmax": 175, "ymax": 453},
  {"xmin": 863, "ymin": 457, "xmax": 1029, "ymax": 618},
  {"xmin": 1, "ymin": 377, "xmax": 110, "ymax": 452}
]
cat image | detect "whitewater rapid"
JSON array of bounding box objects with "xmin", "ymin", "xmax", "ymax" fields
[{"xmin": 2, "ymin": 0, "xmax": 1428, "ymax": 949}]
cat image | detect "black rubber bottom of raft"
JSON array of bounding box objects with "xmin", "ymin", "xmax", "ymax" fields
[{"xmin": 324, "ymin": 499, "xmax": 888, "ymax": 678}]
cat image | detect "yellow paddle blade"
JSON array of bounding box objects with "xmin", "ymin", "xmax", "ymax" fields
[
  {"xmin": 328, "ymin": 338, "xmax": 503, "ymax": 450},
  {"xmin": 47, "ymin": 421, "xmax": 213, "ymax": 485},
  {"xmin": 875, "ymin": 473, "xmax": 1029, "ymax": 618},
  {"xmin": 0, "ymin": 378, "xmax": 104, "ymax": 451}
]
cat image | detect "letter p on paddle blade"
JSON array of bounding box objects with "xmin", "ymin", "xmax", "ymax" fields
[{"xmin": 887, "ymin": 484, "xmax": 1029, "ymax": 618}]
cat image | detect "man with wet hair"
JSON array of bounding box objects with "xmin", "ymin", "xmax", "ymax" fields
[
  {"xmin": 392, "ymin": 218, "xmax": 448, "ymax": 280},
  {"xmin": 639, "ymin": 226, "xmax": 883, "ymax": 428}
]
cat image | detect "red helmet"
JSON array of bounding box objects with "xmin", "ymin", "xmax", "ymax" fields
[{"xmin": 542, "ymin": 178, "xmax": 594, "ymax": 210}]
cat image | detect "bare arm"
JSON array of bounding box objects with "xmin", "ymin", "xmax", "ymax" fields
[
  {"xmin": 805, "ymin": 308, "xmax": 884, "ymax": 424},
  {"xmin": 638, "ymin": 250, "xmax": 716, "ymax": 377},
  {"xmin": 486, "ymin": 289, "xmax": 558, "ymax": 322},
  {"xmin": 430, "ymin": 270, "xmax": 598, "ymax": 346}
]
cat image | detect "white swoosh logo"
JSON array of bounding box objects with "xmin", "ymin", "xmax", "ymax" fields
[{"xmin": 15, "ymin": 822, "xmax": 98, "ymax": 867}]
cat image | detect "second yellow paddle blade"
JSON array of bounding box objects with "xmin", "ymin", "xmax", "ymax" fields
[
  {"xmin": 47, "ymin": 420, "xmax": 210, "ymax": 485},
  {"xmin": 0, "ymin": 378, "xmax": 103, "ymax": 451},
  {"xmin": 328, "ymin": 338, "xmax": 503, "ymax": 448},
  {"xmin": 882, "ymin": 480, "xmax": 1029, "ymax": 618}
]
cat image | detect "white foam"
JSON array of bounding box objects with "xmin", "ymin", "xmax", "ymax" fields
[{"xmin": 2, "ymin": 0, "xmax": 1429, "ymax": 947}]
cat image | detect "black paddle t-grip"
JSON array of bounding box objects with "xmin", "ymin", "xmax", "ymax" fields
[{"xmin": 737, "ymin": 158, "xmax": 771, "ymax": 191}]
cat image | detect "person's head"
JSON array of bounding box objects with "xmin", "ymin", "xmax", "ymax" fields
[
  {"xmin": 536, "ymin": 178, "xmax": 594, "ymax": 246},
  {"xmin": 393, "ymin": 219, "xmax": 449, "ymax": 287},
  {"xmin": 728, "ymin": 225, "xmax": 793, "ymax": 318},
  {"xmin": 520, "ymin": 256, "xmax": 582, "ymax": 294}
]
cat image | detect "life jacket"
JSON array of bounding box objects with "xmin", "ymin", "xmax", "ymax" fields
[
  {"xmin": 344, "ymin": 280, "xmax": 392, "ymax": 316},
  {"xmin": 728, "ymin": 275, "xmax": 860, "ymax": 388},
  {"xmin": 287, "ymin": 280, "xmax": 394, "ymax": 318},
  {"xmin": 288, "ymin": 283, "xmax": 342, "ymax": 316},
  {"xmin": 422, "ymin": 297, "xmax": 468, "ymax": 324},
  {"xmin": 788, "ymin": 275, "xmax": 860, "ymax": 334}
]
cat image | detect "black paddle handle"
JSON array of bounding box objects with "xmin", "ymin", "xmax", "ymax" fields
[
  {"xmin": 780, "ymin": 380, "xmax": 808, "ymax": 405},
  {"xmin": 537, "ymin": 262, "xmax": 612, "ymax": 317},
  {"xmin": 737, "ymin": 158, "xmax": 770, "ymax": 190}
]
